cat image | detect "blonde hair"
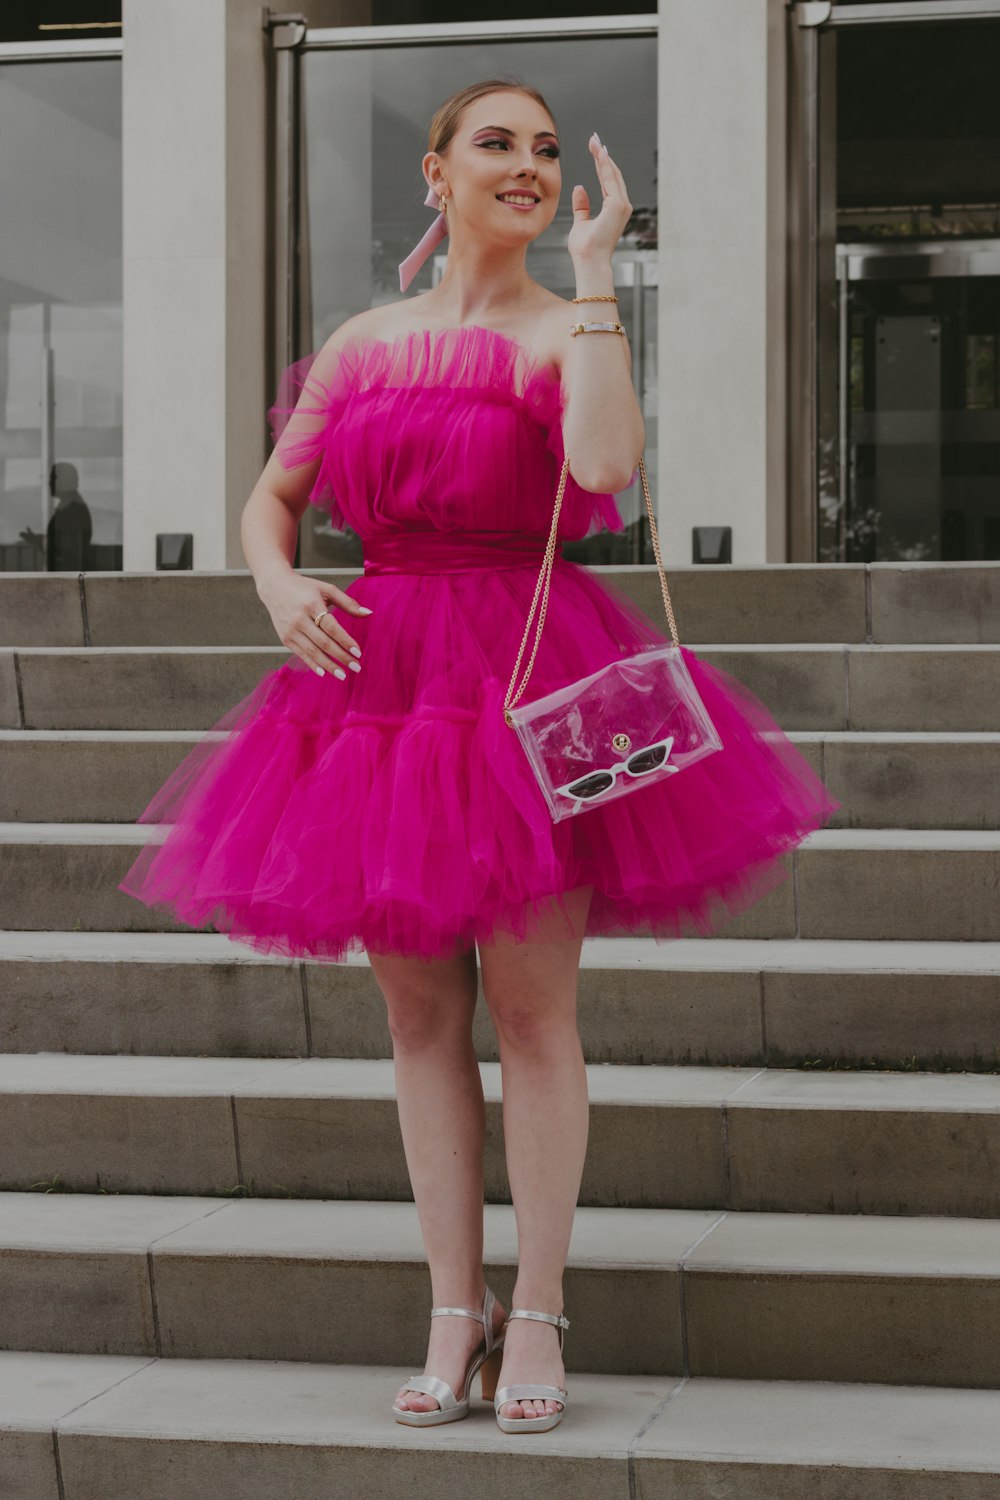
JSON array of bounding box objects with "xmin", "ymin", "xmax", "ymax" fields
[{"xmin": 428, "ymin": 77, "xmax": 557, "ymax": 158}]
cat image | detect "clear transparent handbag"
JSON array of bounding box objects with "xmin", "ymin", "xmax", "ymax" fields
[{"xmin": 502, "ymin": 452, "xmax": 724, "ymax": 823}]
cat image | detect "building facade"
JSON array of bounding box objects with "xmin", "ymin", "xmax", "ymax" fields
[{"xmin": 1, "ymin": 0, "xmax": 998, "ymax": 574}]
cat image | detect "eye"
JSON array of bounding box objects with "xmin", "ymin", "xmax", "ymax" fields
[{"xmin": 479, "ymin": 136, "xmax": 559, "ymax": 158}]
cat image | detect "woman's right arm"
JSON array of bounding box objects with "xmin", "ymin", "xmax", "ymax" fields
[{"xmin": 241, "ymin": 325, "xmax": 372, "ymax": 680}]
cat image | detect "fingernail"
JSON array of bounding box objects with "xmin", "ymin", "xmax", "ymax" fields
[
  {"xmin": 349, "ymin": 645, "xmax": 362, "ymax": 658},
  {"xmin": 357, "ymin": 605, "xmax": 373, "ymax": 614},
  {"xmin": 334, "ymin": 667, "xmax": 346, "ymax": 680},
  {"xmin": 348, "ymin": 660, "xmax": 361, "ymax": 672},
  {"xmin": 314, "ymin": 666, "xmax": 324, "ymax": 677}
]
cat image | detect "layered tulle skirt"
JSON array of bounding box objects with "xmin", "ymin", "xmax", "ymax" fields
[{"xmin": 118, "ymin": 543, "xmax": 840, "ymax": 962}]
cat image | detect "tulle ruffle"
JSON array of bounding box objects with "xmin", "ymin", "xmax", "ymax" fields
[
  {"xmin": 118, "ymin": 557, "xmax": 839, "ymax": 963},
  {"xmin": 265, "ymin": 324, "xmax": 630, "ymax": 543}
]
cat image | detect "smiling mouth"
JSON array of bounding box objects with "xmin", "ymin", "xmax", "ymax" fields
[{"xmin": 496, "ymin": 193, "xmax": 540, "ymax": 206}]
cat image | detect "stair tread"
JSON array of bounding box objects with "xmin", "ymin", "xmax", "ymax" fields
[
  {"xmin": 6, "ymin": 823, "xmax": 1000, "ymax": 850},
  {"xmin": 2, "ymin": 1349, "xmax": 998, "ymax": 1472},
  {"xmin": 12, "ymin": 640, "xmax": 1000, "ymax": 652},
  {"xmin": 2, "ymin": 1190, "xmax": 999, "ymax": 1275},
  {"xmin": 2, "ymin": 930, "xmax": 1000, "ymax": 973},
  {"xmin": 0, "ymin": 1051, "xmax": 997, "ymax": 1108},
  {"xmin": 6, "ymin": 727, "xmax": 1000, "ymax": 742}
]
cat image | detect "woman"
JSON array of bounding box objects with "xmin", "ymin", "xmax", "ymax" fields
[{"xmin": 119, "ymin": 78, "xmax": 838, "ymax": 1434}]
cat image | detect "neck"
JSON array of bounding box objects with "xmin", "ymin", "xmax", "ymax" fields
[{"xmin": 421, "ymin": 233, "xmax": 542, "ymax": 324}]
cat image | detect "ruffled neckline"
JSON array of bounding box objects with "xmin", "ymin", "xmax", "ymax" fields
[{"xmin": 338, "ymin": 322, "xmax": 561, "ymax": 384}]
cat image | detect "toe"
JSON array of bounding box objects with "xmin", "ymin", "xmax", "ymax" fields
[{"xmin": 396, "ymin": 1388, "xmax": 438, "ymax": 1412}]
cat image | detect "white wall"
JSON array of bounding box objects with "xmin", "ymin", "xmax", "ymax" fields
[
  {"xmin": 657, "ymin": 0, "xmax": 787, "ymax": 564},
  {"xmin": 121, "ymin": 0, "xmax": 268, "ymax": 571}
]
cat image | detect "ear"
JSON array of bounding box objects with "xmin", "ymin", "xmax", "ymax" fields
[{"xmin": 421, "ymin": 151, "xmax": 444, "ymax": 197}]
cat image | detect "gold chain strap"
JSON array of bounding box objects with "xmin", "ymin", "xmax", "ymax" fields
[{"xmin": 502, "ymin": 453, "xmax": 680, "ymax": 727}]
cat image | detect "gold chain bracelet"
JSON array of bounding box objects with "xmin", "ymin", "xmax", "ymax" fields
[
  {"xmin": 570, "ymin": 293, "xmax": 619, "ymax": 304},
  {"xmin": 570, "ymin": 321, "xmax": 626, "ymax": 336}
]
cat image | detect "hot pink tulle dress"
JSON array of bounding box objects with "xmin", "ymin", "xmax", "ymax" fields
[{"xmin": 117, "ymin": 324, "xmax": 839, "ymax": 962}]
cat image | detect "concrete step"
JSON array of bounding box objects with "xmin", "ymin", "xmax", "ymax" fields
[
  {"xmin": 5, "ymin": 728, "xmax": 1000, "ymax": 829},
  {"xmin": 1, "ymin": 932, "xmax": 998, "ymax": 1072},
  {"xmin": 2, "ymin": 1190, "xmax": 999, "ymax": 1388},
  {"xmin": 3, "ymin": 1348, "xmax": 999, "ymax": 1500},
  {"xmin": 4, "ymin": 825, "xmax": 1000, "ymax": 943},
  {"xmin": 1, "ymin": 1052, "xmax": 998, "ymax": 1215},
  {"xmin": 5, "ymin": 562, "xmax": 1000, "ymax": 649},
  {"xmin": 4, "ymin": 642, "xmax": 1000, "ymax": 732}
]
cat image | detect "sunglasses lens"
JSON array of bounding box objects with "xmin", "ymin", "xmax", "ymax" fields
[
  {"xmin": 627, "ymin": 743, "xmax": 669, "ymax": 775},
  {"xmin": 565, "ymin": 770, "xmax": 615, "ymax": 800}
]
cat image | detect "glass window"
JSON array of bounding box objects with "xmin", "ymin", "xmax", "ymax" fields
[
  {"xmin": 291, "ymin": 29, "xmax": 657, "ymax": 572},
  {"xmin": 0, "ymin": 57, "xmax": 123, "ymax": 573},
  {"xmin": 815, "ymin": 18, "xmax": 1000, "ymax": 561}
]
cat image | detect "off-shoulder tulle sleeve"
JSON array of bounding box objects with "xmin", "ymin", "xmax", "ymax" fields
[{"xmin": 266, "ymin": 339, "xmax": 358, "ymax": 530}]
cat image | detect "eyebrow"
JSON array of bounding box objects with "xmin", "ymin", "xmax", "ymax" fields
[{"xmin": 472, "ymin": 125, "xmax": 558, "ymax": 140}]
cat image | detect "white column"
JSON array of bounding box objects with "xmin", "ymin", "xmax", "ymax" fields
[
  {"xmin": 657, "ymin": 0, "xmax": 787, "ymax": 565},
  {"xmin": 121, "ymin": 0, "xmax": 268, "ymax": 571}
]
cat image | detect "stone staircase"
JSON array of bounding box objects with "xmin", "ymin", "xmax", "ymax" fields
[{"xmin": 1, "ymin": 562, "xmax": 999, "ymax": 1500}]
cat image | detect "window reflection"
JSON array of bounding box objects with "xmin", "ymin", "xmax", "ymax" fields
[
  {"xmin": 817, "ymin": 19, "xmax": 1000, "ymax": 562},
  {"xmin": 294, "ymin": 33, "xmax": 657, "ymax": 571},
  {"xmin": 0, "ymin": 59, "xmax": 123, "ymax": 573}
]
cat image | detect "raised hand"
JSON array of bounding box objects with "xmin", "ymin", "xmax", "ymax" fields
[{"xmin": 567, "ymin": 132, "xmax": 633, "ymax": 265}]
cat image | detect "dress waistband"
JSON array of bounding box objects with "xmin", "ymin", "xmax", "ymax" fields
[{"xmin": 362, "ymin": 529, "xmax": 551, "ymax": 575}]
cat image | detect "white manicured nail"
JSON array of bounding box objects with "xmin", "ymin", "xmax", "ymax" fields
[{"xmin": 334, "ymin": 667, "xmax": 346, "ymax": 680}]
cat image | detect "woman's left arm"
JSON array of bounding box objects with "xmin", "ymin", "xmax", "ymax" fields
[{"xmin": 559, "ymin": 133, "xmax": 645, "ymax": 495}]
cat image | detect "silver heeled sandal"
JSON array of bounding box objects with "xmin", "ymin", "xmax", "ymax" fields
[
  {"xmin": 493, "ymin": 1307, "xmax": 570, "ymax": 1434},
  {"xmin": 390, "ymin": 1284, "xmax": 506, "ymax": 1427}
]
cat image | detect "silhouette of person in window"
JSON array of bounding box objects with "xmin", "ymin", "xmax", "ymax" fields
[{"xmin": 46, "ymin": 462, "xmax": 93, "ymax": 571}]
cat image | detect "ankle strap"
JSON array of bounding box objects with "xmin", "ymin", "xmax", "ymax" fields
[
  {"xmin": 429, "ymin": 1285, "xmax": 499, "ymax": 1351},
  {"xmin": 505, "ymin": 1307, "xmax": 570, "ymax": 1351}
]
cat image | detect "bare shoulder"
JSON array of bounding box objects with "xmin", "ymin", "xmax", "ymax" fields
[
  {"xmin": 536, "ymin": 296, "xmax": 577, "ymax": 378},
  {"xmin": 312, "ymin": 307, "xmax": 388, "ymax": 364}
]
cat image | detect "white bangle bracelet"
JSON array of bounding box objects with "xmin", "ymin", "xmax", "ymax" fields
[{"xmin": 569, "ymin": 321, "xmax": 626, "ymax": 336}]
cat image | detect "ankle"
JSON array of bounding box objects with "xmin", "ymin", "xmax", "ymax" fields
[
  {"xmin": 429, "ymin": 1280, "xmax": 488, "ymax": 1312},
  {"xmin": 509, "ymin": 1288, "xmax": 564, "ymax": 1315}
]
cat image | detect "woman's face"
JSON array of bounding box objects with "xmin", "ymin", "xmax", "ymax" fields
[{"xmin": 427, "ymin": 90, "xmax": 562, "ymax": 246}]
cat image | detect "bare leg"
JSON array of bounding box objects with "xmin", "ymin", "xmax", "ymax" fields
[
  {"xmin": 368, "ymin": 943, "xmax": 506, "ymax": 1414},
  {"xmin": 477, "ymin": 884, "xmax": 593, "ymax": 1421}
]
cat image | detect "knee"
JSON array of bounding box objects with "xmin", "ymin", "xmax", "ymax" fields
[
  {"xmin": 485, "ymin": 991, "xmax": 577, "ymax": 1055},
  {"xmin": 384, "ymin": 986, "xmax": 473, "ymax": 1054}
]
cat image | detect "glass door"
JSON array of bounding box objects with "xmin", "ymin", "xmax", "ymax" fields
[
  {"xmin": 276, "ymin": 17, "xmax": 658, "ymax": 573},
  {"xmin": 837, "ymin": 240, "xmax": 1000, "ymax": 560},
  {"xmin": 793, "ymin": 4, "xmax": 1000, "ymax": 560},
  {"xmin": 0, "ymin": 54, "xmax": 123, "ymax": 573}
]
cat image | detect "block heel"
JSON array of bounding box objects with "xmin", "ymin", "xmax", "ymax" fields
[{"xmin": 479, "ymin": 1343, "xmax": 504, "ymax": 1401}]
